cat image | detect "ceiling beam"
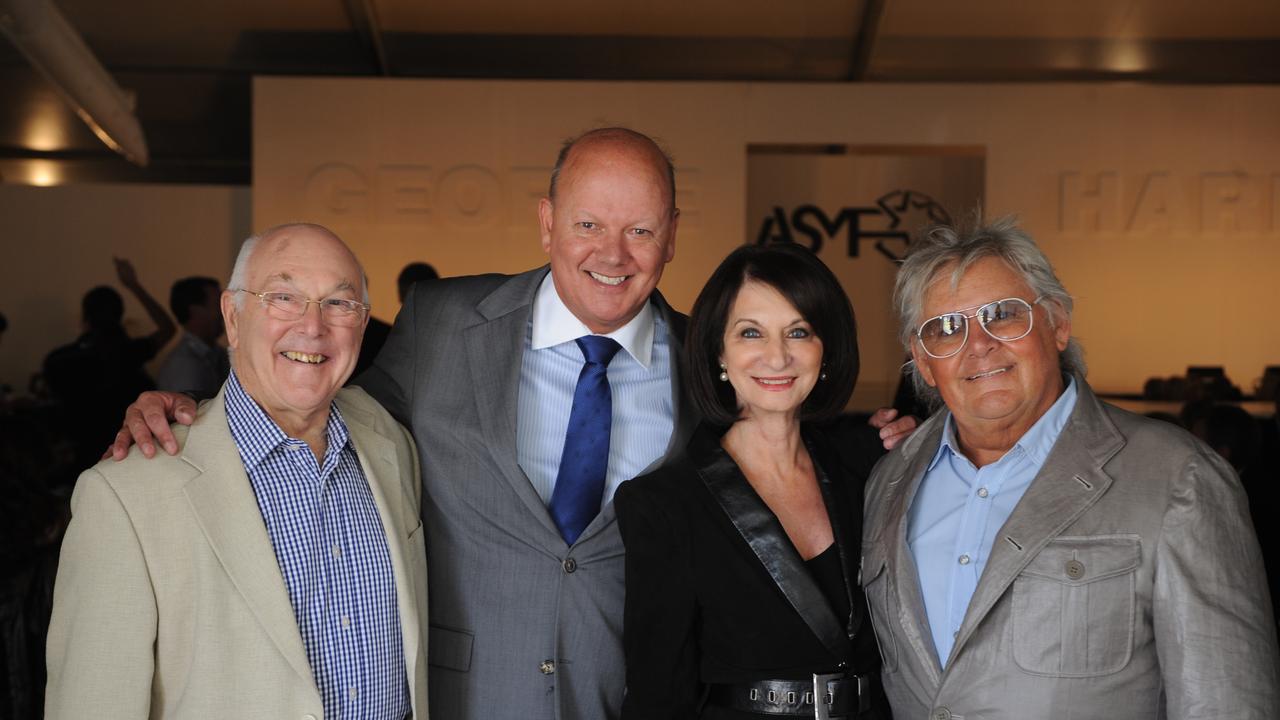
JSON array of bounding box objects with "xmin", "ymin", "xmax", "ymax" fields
[
  {"xmin": 342, "ymin": 0, "xmax": 390, "ymax": 76},
  {"xmin": 867, "ymin": 36, "xmax": 1280, "ymax": 83},
  {"xmin": 848, "ymin": 0, "xmax": 884, "ymax": 81}
]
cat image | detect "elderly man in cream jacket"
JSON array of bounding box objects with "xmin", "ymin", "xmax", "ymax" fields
[{"xmin": 46, "ymin": 224, "xmax": 428, "ymax": 719}]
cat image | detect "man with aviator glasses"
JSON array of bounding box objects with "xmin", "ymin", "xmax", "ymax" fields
[{"xmin": 861, "ymin": 217, "xmax": 1277, "ymax": 719}]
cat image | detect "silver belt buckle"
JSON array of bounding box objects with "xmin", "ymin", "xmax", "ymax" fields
[{"xmin": 812, "ymin": 671, "xmax": 842, "ymax": 720}]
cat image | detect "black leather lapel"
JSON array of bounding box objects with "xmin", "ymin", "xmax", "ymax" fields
[{"xmin": 696, "ymin": 433, "xmax": 848, "ymax": 660}]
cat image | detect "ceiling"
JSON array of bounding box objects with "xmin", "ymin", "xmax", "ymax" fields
[{"xmin": 2, "ymin": 0, "xmax": 1279, "ymax": 185}]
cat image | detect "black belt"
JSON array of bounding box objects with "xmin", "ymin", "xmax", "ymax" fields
[{"xmin": 706, "ymin": 671, "xmax": 873, "ymax": 719}]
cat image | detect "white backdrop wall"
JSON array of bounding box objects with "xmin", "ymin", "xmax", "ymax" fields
[{"xmin": 253, "ymin": 79, "xmax": 1280, "ymax": 404}]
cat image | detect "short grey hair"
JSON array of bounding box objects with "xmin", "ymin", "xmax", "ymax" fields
[
  {"xmin": 227, "ymin": 223, "xmax": 370, "ymax": 311},
  {"xmin": 893, "ymin": 216, "xmax": 1086, "ymax": 409}
]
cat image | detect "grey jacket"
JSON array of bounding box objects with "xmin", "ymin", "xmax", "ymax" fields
[
  {"xmin": 357, "ymin": 267, "xmax": 696, "ymax": 720},
  {"xmin": 862, "ymin": 377, "xmax": 1279, "ymax": 720}
]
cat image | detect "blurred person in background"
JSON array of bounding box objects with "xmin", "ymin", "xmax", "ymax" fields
[
  {"xmin": 354, "ymin": 262, "xmax": 441, "ymax": 380},
  {"xmin": 42, "ymin": 258, "xmax": 175, "ymax": 471},
  {"xmin": 155, "ymin": 276, "xmax": 228, "ymax": 396}
]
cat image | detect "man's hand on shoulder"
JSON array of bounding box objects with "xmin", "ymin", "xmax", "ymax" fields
[
  {"xmin": 868, "ymin": 407, "xmax": 919, "ymax": 451},
  {"xmin": 106, "ymin": 391, "xmax": 199, "ymax": 460}
]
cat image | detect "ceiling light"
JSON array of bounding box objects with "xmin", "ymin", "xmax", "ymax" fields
[{"xmin": 0, "ymin": 0, "xmax": 149, "ymax": 165}]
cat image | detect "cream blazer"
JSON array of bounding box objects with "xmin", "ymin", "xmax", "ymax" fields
[{"xmin": 45, "ymin": 384, "xmax": 429, "ymax": 719}]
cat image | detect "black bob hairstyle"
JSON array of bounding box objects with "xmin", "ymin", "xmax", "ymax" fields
[{"xmin": 685, "ymin": 242, "xmax": 858, "ymax": 427}]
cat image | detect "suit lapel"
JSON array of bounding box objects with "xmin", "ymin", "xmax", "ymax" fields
[
  {"xmin": 883, "ymin": 416, "xmax": 947, "ymax": 679},
  {"xmin": 949, "ymin": 378, "xmax": 1122, "ymax": 664},
  {"xmin": 464, "ymin": 268, "xmax": 565, "ymax": 543},
  {"xmin": 340, "ymin": 395, "xmax": 422, "ymax": 698},
  {"xmin": 656, "ymin": 292, "xmax": 698, "ymax": 463},
  {"xmin": 696, "ymin": 430, "xmax": 848, "ymax": 660},
  {"xmin": 180, "ymin": 390, "xmax": 316, "ymax": 691}
]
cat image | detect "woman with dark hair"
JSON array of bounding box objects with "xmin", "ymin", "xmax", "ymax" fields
[{"xmin": 614, "ymin": 243, "xmax": 890, "ymax": 719}]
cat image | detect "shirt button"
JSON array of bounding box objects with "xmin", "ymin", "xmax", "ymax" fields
[
  {"xmin": 958, "ymin": 554, "xmax": 971, "ymax": 565},
  {"xmin": 341, "ymin": 615, "xmax": 351, "ymax": 628},
  {"xmin": 1065, "ymin": 559, "xmax": 1085, "ymax": 580},
  {"xmin": 349, "ymin": 687, "xmax": 357, "ymax": 699},
  {"xmin": 563, "ymin": 558, "xmax": 577, "ymax": 573},
  {"xmin": 977, "ymin": 487, "xmax": 989, "ymax": 498},
  {"xmin": 932, "ymin": 708, "xmax": 952, "ymax": 720},
  {"xmin": 331, "ymin": 544, "xmax": 342, "ymax": 559},
  {"xmin": 540, "ymin": 660, "xmax": 556, "ymax": 674}
]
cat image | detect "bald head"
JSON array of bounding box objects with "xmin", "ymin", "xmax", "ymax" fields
[
  {"xmin": 549, "ymin": 127, "xmax": 676, "ymax": 212},
  {"xmin": 229, "ymin": 223, "xmax": 369, "ymax": 309}
]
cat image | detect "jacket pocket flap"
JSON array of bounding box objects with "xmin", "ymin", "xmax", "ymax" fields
[
  {"xmin": 1020, "ymin": 535, "xmax": 1141, "ymax": 586},
  {"xmin": 428, "ymin": 624, "xmax": 474, "ymax": 671}
]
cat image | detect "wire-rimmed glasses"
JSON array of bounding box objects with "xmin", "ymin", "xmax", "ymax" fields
[
  {"xmin": 233, "ymin": 289, "xmax": 369, "ymax": 327},
  {"xmin": 915, "ymin": 296, "xmax": 1042, "ymax": 359}
]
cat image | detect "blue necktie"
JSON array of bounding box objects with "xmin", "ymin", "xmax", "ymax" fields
[{"xmin": 549, "ymin": 335, "xmax": 622, "ymax": 545}]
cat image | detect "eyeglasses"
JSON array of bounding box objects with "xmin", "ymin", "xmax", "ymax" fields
[
  {"xmin": 915, "ymin": 296, "xmax": 1042, "ymax": 359},
  {"xmin": 233, "ymin": 289, "xmax": 369, "ymax": 327}
]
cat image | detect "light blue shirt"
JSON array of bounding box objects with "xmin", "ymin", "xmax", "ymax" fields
[
  {"xmin": 908, "ymin": 376, "xmax": 1077, "ymax": 666},
  {"xmin": 516, "ymin": 272, "xmax": 676, "ymax": 512}
]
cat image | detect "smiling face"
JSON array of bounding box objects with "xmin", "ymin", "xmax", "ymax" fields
[
  {"xmin": 223, "ymin": 227, "xmax": 367, "ymax": 432},
  {"xmin": 720, "ymin": 280, "xmax": 824, "ymax": 422},
  {"xmin": 538, "ymin": 135, "xmax": 677, "ymax": 334},
  {"xmin": 911, "ymin": 255, "xmax": 1070, "ymax": 449}
]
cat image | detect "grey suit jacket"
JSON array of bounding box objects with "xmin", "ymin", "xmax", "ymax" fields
[
  {"xmin": 45, "ymin": 384, "xmax": 429, "ymax": 719},
  {"xmin": 358, "ymin": 266, "xmax": 696, "ymax": 720},
  {"xmin": 862, "ymin": 377, "xmax": 1279, "ymax": 720}
]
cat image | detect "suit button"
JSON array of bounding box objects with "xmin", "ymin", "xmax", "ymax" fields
[
  {"xmin": 1065, "ymin": 559, "xmax": 1085, "ymax": 580},
  {"xmin": 540, "ymin": 659, "xmax": 556, "ymax": 674},
  {"xmin": 563, "ymin": 558, "xmax": 577, "ymax": 573},
  {"xmin": 932, "ymin": 708, "xmax": 952, "ymax": 720}
]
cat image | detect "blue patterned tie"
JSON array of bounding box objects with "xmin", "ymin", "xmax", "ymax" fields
[{"xmin": 549, "ymin": 335, "xmax": 623, "ymax": 545}]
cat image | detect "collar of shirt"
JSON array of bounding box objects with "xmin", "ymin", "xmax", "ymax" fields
[
  {"xmin": 223, "ymin": 368, "xmax": 351, "ymax": 475},
  {"xmin": 529, "ymin": 271, "xmax": 655, "ymax": 368},
  {"xmin": 928, "ymin": 375, "xmax": 1079, "ymax": 472}
]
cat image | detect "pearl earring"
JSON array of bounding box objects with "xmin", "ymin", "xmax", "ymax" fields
[{"xmin": 718, "ymin": 363, "xmax": 729, "ymax": 382}]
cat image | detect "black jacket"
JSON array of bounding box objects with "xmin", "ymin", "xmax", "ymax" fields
[{"xmin": 614, "ymin": 421, "xmax": 889, "ymax": 719}]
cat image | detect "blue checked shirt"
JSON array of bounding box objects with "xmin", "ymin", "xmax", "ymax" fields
[{"xmin": 224, "ymin": 371, "xmax": 408, "ymax": 719}]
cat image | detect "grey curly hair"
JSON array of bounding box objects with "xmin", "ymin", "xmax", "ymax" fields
[{"xmin": 893, "ymin": 216, "xmax": 1086, "ymax": 410}]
